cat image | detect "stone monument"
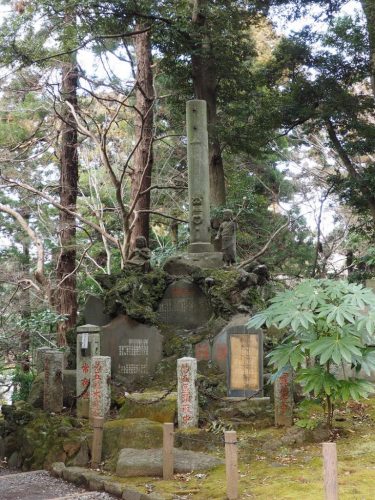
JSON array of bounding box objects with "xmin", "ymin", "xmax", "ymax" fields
[
  {"xmin": 177, "ymin": 357, "xmax": 198, "ymax": 428},
  {"xmin": 101, "ymin": 315, "xmax": 163, "ymax": 380},
  {"xmin": 43, "ymin": 350, "xmax": 64, "ymax": 412},
  {"xmin": 76, "ymin": 324, "xmax": 101, "ymax": 418},
  {"xmin": 227, "ymin": 325, "xmax": 263, "ymax": 397},
  {"xmin": 158, "ymin": 278, "xmax": 212, "ymax": 329},
  {"xmin": 163, "ymin": 100, "xmax": 222, "ymax": 274}
]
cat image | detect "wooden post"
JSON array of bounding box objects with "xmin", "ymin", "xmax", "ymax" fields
[
  {"xmin": 91, "ymin": 416, "xmax": 104, "ymax": 469},
  {"xmin": 323, "ymin": 442, "xmax": 338, "ymax": 500},
  {"xmin": 225, "ymin": 430, "xmax": 238, "ymax": 500},
  {"xmin": 163, "ymin": 423, "xmax": 174, "ymax": 480}
]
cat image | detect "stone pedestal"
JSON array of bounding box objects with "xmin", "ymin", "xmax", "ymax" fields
[
  {"xmin": 89, "ymin": 356, "xmax": 111, "ymax": 420},
  {"xmin": 76, "ymin": 324, "xmax": 101, "ymax": 418},
  {"xmin": 177, "ymin": 357, "xmax": 198, "ymax": 428},
  {"xmin": 274, "ymin": 369, "xmax": 294, "ymax": 427},
  {"xmin": 43, "ymin": 350, "xmax": 64, "ymax": 412}
]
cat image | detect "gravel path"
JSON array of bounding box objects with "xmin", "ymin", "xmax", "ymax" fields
[{"xmin": 0, "ymin": 470, "xmax": 116, "ymax": 500}]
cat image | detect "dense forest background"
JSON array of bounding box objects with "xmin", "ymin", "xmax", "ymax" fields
[{"xmin": 0, "ymin": 0, "xmax": 374, "ymax": 379}]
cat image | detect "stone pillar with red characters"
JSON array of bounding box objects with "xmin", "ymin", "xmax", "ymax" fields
[
  {"xmin": 89, "ymin": 356, "xmax": 111, "ymax": 420},
  {"xmin": 274, "ymin": 368, "xmax": 294, "ymax": 427},
  {"xmin": 177, "ymin": 357, "xmax": 198, "ymax": 428},
  {"xmin": 76, "ymin": 324, "xmax": 101, "ymax": 418}
]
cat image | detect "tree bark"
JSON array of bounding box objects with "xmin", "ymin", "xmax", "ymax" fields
[
  {"xmin": 130, "ymin": 24, "xmax": 154, "ymax": 250},
  {"xmin": 191, "ymin": 0, "xmax": 226, "ymax": 207},
  {"xmin": 360, "ymin": 0, "xmax": 375, "ymax": 99},
  {"xmin": 55, "ymin": 13, "xmax": 79, "ymax": 346}
]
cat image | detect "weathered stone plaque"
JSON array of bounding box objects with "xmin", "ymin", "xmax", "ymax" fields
[
  {"xmin": 101, "ymin": 315, "xmax": 163, "ymax": 380},
  {"xmin": 83, "ymin": 294, "xmax": 111, "ymax": 327},
  {"xmin": 227, "ymin": 325, "xmax": 263, "ymax": 397},
  {"xmin": 158, "ymin": 279, "xmax": 212, "ymax": 329}
]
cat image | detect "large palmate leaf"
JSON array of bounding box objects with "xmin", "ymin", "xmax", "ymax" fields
[
  {"xmin": 308, "ymin": 335, "xmax": 362, "ymax": 365},
  {"xmin": 336, "ymin": 379, "xmax": 374, "ymax": 402},
  {"xmin": 297, "ymin": 366, "xmax": 339, "ymax": 396}
]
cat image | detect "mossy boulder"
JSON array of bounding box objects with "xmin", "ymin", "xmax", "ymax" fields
[
  {"xmin": 100, "ymin": 268, "xmax": 168, "ymax": 323},
  {"xmin": 118, "ymin": 392, "xmax": 177, "ymax": 423},
  {"xmin": 102, "ymin": 418, "xmax": 163, "ymax": 461}
]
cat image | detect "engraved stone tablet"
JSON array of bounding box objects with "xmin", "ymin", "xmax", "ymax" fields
[
  {"xmin": 101, "ymin": 315, "xmax": 163, "ymax": 380},
  {"xmin": 83, "ymin": 294, "xmax": 111, "ymax": 327},
  {"xmin": 158, "ymin": 279, "xmax": 212, "ymax": 329},
  {"xmin": 227, "ymin": 326, "xmax": 263, "ymax": 397}
]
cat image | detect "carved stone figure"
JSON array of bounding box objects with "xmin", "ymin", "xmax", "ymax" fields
[
  {"xmin": 215, "ymin": 209, "xmax": 237, "ymax": 266},
  {"xmin": 126, "ymin": 236, "xmax": 151, "ymax": 272}
]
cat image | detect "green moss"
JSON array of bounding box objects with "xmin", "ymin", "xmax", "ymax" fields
[
  {"xmin": 118, "ymin": 392, "xmax": 177, "ymax": 423},
  {"xmin": 102, "ymin": 268, "xmax": 168, "ymax": 323}
]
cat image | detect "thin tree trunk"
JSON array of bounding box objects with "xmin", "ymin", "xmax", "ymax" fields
[
  {"xmin": 130, "ymin": 23, "xmax": 154, "ymax": 249},
  {"xmin": 360, "ymin": 0, "xmax": 375, "ymax": 99},
  {"xmin": 56, "ymin": 12, "xmax": 79, "ymax": 346},
  {"xmin": 191, "ymin": 0, "xmax": 226, "ymax": 207}
]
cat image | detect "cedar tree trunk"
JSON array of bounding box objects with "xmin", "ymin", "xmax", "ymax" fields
[{"xmin": 130, "ymin": 24, "xmax": 154, "ymax": 250}]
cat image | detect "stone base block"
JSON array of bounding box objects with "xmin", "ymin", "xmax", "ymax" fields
[{"xmin": 163, "ymin": 252, "xmax": 223, "ymax": 275}]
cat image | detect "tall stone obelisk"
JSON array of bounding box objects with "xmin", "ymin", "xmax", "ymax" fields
[
  {"xmin": 187, "ymin": 100, "xmax": 213, "ymax": 253},
  {"xmin": 162, "ymin": 99, "xmax": 222, "ymax": 273}
]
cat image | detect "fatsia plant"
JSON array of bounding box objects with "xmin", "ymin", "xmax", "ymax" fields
[{"xmin": 249, "ymin": 279, "xmax": 375, "ymax": 428}]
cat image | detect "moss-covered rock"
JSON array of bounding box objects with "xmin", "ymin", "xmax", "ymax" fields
[
  {"xmin": 102, "ymin": 418, "xmax": 163, "ymax": 463},
  {"xmin": 101, "ymin": 268, "xmax": 168, "ymax": 323},
  {"xmin": 118, "ymin": 392, "xmax": 177, "ymax": 423}
]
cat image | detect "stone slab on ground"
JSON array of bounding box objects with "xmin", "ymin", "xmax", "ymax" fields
[{"xmin": 116, "ymin": 448, "xmax": 224, "ymax": 477}]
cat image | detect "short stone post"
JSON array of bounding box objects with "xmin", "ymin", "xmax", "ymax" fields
[
  {"xmin": 76, "ymin": 324, "xmax": 101, "ymax": 418},
  {"xmin": 91, "ymin": 416, "xmax": 104, "ymax": 469},
  {"xmin": 163, "ymin": 423, "xmax": 174, "ymax": 480},
  {"xmin": 43, "ymin": 350, "xmax": 64, "ymax": 412},
  {"xmin": 35, "ymin": 346, "xmax": 51, "ymax": 374},
  {"xmin": 89, "ymin": 356, "xmax": 111, "ymax": 420},
  {"xmin": 274, "ymin": 368, "xmax": 294, "ymax": 427},
  {"xmin": 177, "ymin": 357, "xmax": 198, "ymax": 428},
  {"xmin": 323, "ymin": 442, "xmax": 338, "ymax": 500},
  {"xmin": 225, "ymin": 430, "xmax": 238, "ymax": 500}
]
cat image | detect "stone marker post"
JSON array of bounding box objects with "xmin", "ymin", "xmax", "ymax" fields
[
  {"xmin": 177, "ymin": 357, "xmax": 198, "ymax": 428},
  {"xmin": 187, "ymin": 100, "xmax": 213, "ymax": 253},
  {"xmin": 274, "ymin": 368, "xmax": 294, "ymax": 427},
  {"xmin": 43, "ymin": 350, "xmax": 64, "ymax": 412},
  {"xmin": 323, "ymin": 442, "xmax": 338, "ymax": 500},
  {"xmin": 76, "ymin": 324, "xmax": 101, "ymax": 418},
  {"xmin": 89, "ymin": 356, "xmax": 111, "ymax": 420},
  {"xmin": 35, "ymin": 346, "xmax": 51, "ymax": 374}
]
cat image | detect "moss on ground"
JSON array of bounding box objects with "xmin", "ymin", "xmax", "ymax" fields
[{"xmin": 100, "ymin": 397, "xmax": 375, "ymax": 499}]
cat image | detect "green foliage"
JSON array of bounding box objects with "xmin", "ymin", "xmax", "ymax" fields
[
  {"xmin": 11, "ymin": 367, "xmax": 35, "ymax": 403},
  {"xmin": 250, "ymin": 279, "xmax": 375, "ymax": 426}
]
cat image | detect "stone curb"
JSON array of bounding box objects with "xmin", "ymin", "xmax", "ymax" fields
[{"xmin": 51, "ymin": 462, "xmax": 164, "ymax": 500}]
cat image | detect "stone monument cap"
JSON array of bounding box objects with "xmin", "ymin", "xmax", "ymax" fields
[{"xmin": 77, "ymin": 324, "xmax": 102, "ymax": 333}]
